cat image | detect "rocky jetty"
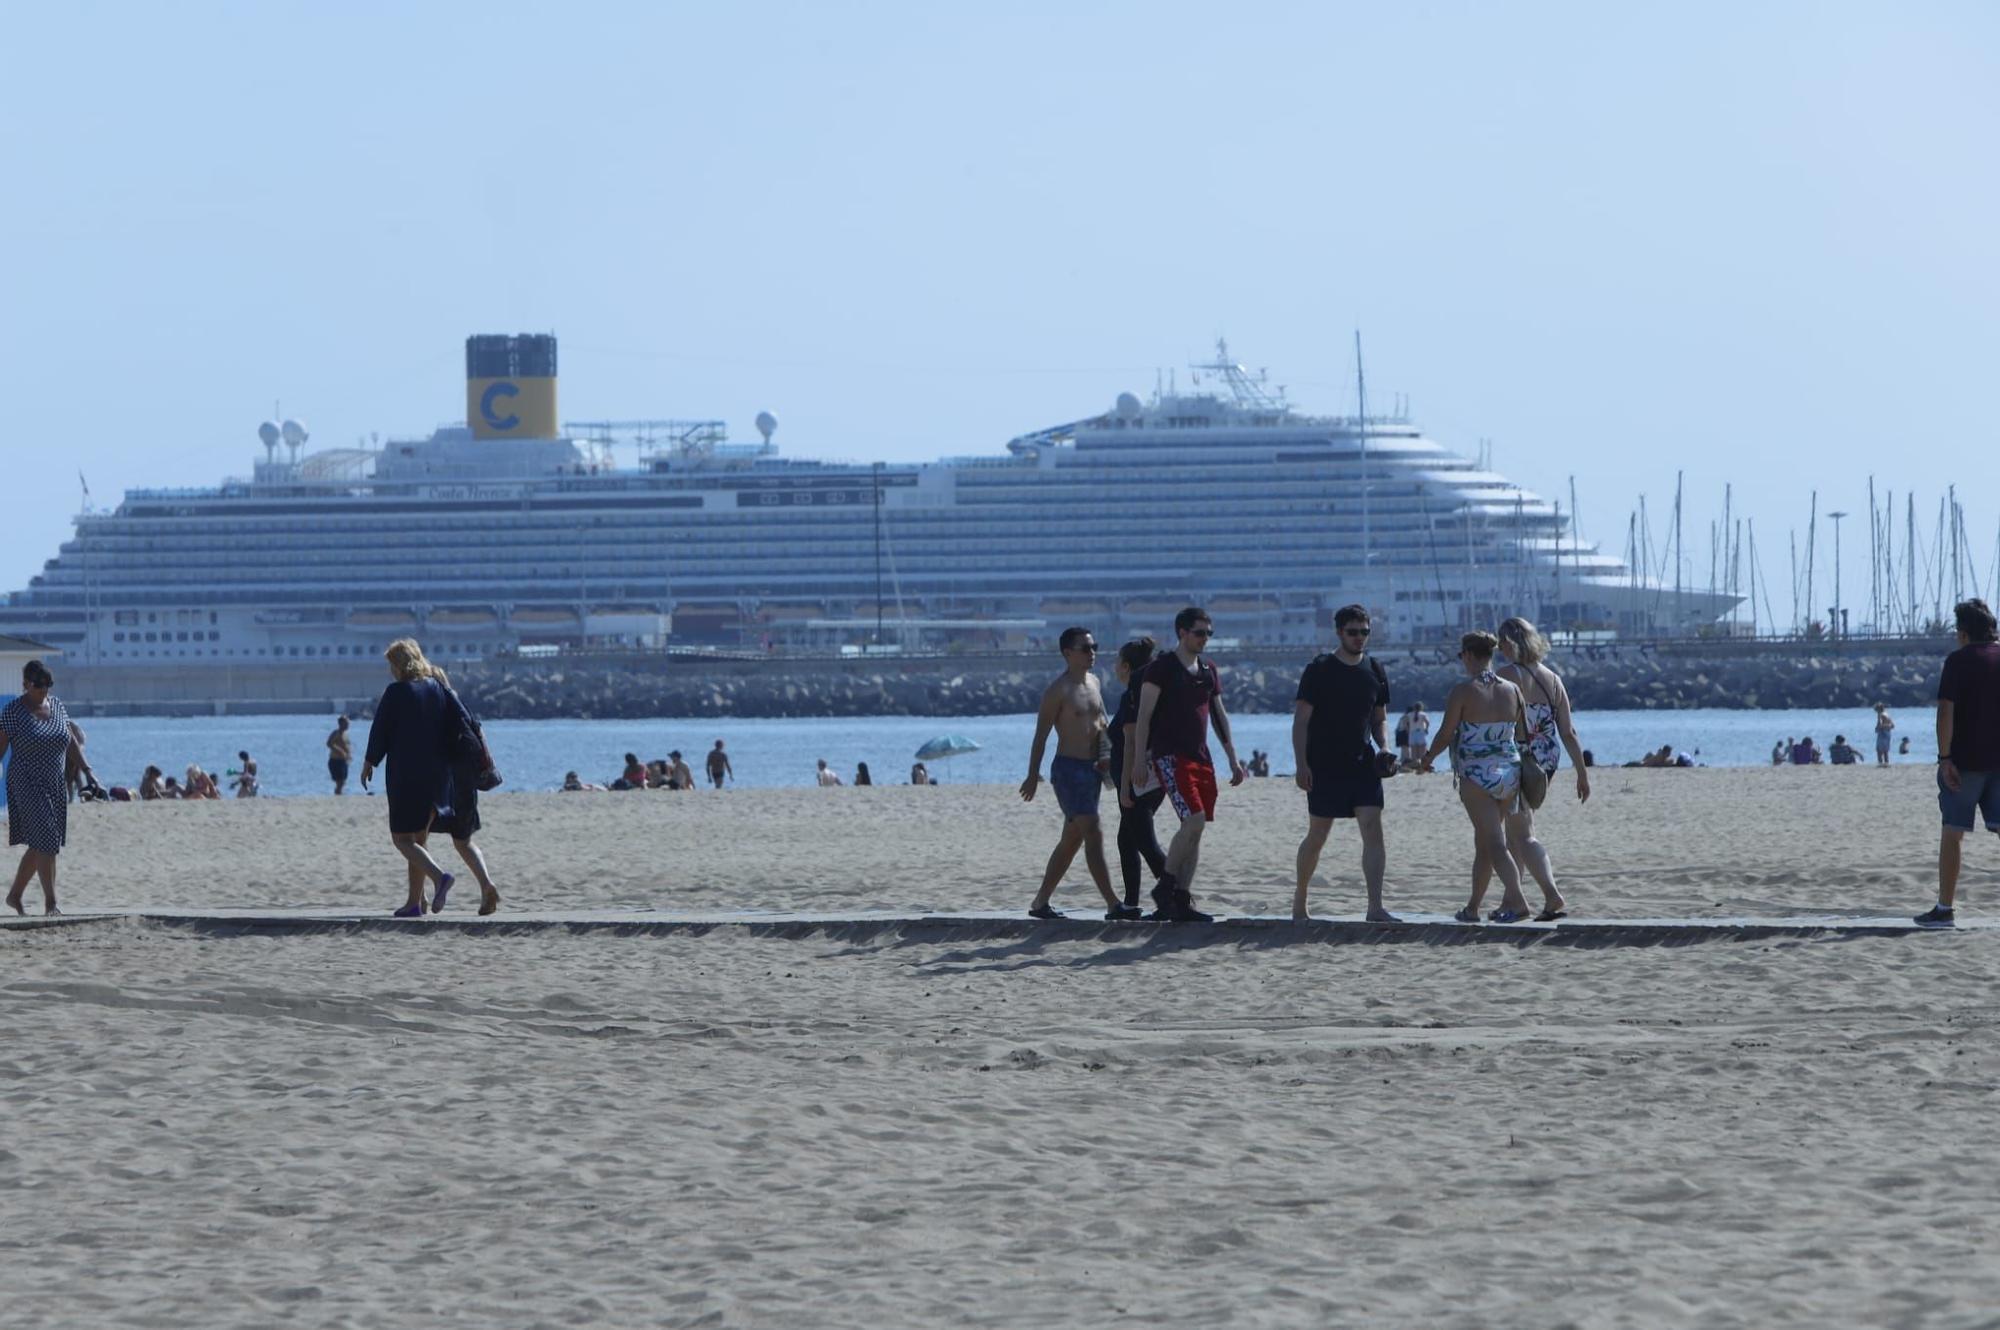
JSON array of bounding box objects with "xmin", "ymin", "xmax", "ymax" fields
[{"xmin": 445, "ymin": 644, "xmax": 1950, "ymax": 720}]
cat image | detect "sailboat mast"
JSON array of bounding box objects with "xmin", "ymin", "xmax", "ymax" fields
[{"xmin": 1354, "ymin": 330, "xmax": 1370, "ymax": 610}]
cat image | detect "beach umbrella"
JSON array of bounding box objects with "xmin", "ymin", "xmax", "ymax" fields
[{"xmin": 914, "ymin": 734, "xmax": 981, "ymax": 781}]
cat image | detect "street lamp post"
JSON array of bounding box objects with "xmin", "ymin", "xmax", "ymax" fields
[{"xmin": 1827, "ymin": 510, "xmax": 1848, "ymax": 639}]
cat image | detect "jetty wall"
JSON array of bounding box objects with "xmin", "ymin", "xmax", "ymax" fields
[{"xmin": 58, "ymin": 640, "xmax": 1953, "ymax": 718}]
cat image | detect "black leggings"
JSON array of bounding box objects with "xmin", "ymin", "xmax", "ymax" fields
[{"xmin": 1117, "ymin": 786, "xmax": 1168, "ymax": 904}]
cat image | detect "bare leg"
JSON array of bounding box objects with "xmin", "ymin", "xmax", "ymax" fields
[
  {"xmin": 1294, "ymin": 816, "xmax": 1333, "ymax": 920},
  {"xmin": 1940, "ymin": 828, "xmax": 1965, "ymax": 908},
  {"xmin": 1355, "ymin": 807, "xmax": 1390, "ymax": 920},
  {"xmin": 1503, "ymin": 809, "xmax": 1558, "ymax": 914},
  {"xmin": 1164, "ymin": 814, "xmax": 1207, "ymax": 899},
  {"xmin": 34, "ymin": 852, "xmax": 57, "ymax": 914},
  {"xmin": 1460, "ymin": 784, "xmax": 1522, "ymax": 915},
  {"xmin": 1031, "ymin": 820, "xmax": 1088, "ymax": 911},
  {"xmin": 391, "ymin": 830, "xmax": 448, "ymax": 910},
  {"xmin": 1079, "ymin": 820, "xmax": 1120, "ymax": 908},
  {"xmin": 7, "ymin": 848, "xmax": 32, "ymax": 914},
  {"xmin": 453, "ymin": 838, "xmax": 500, "ymax": 913}
]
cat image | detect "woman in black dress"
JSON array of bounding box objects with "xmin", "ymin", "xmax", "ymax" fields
[
  {"xmin": 1108, "ymin": 637, "xmax": 1169, "ymax": 911},
  {"xmin": 3, "ymin": 660, "xmax": 99, "ymax": 914},
  {"xmin": 359, "ymin": 639, "xmax": 458, "ymax": 917}
]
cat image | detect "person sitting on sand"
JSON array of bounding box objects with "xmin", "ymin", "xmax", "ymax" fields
[
  {"xmin": 1772, "ymin": 738, "xmax": 1790, "ymax": 766},
  {"xmin": 562, "ymin": 771, "xmax": 585, "ymax": 792},
  {"xmin": 854, "ymin": 761, "xmax": 873, "ymax": 786},
  {"xmin": 231, "ymin": 750, "xmax": 259, "ymax": 797},
  {"xmin": 1791, "ymin": 736, "xmax": 1822, "ymax": 765},
  {"xmin": 618, "ymin": 752, "xmax": 648, "ymax": 790},
  {"xmin": 161, "ymin": 775, "xmax": 184, "ymax": 798},
  {"xmin": 139, "ymin": 765, "xmax": 166, "ymax": 801},
  {"xmin": 816, "ymin": 759, "xmax": 843, "ymax": 787},
  {"xmin": 1021, "ymin": 626, "xmax": 1132, "ymax": 921},
  {"xmin": 184, "ymin": 764, "xmax": 220, "ymax": 799},
  {"xmin": 668, "ymin": 751, "xmax": 695, "ymax": 790},
  {"xmin": 911, "ymin": 761, "xmax": 931, "ymax": 785},
  {"xmin": 1829, "ymin": 735, "xmax": 1860, "ymax": 765}
]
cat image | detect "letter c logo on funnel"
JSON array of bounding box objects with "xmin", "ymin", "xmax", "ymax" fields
[{"xmin": 480, "ymin": 381, "xmax": 521, "ymax": 431}]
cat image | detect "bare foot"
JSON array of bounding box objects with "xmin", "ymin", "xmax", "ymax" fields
[
  {"xmin": 1365, "ymin": 908, "xmax": 1400, "ymax": 923},
  {"xmin": 1292, "ymin": 909, "xmax": 1311, "ymax": 922},
  {"xmin": 44, "ymin": 902, "xmax": 61, "ymax": 916},
  {"xmin": 478, "ymin": 889, "xmax": 501, "ymax": 916},
  {"xmin": 5, "ymin": 893, "xmax": 22, "ymax": 917}
]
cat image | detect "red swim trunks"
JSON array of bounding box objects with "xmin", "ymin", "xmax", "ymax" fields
[{"xmin": 1153, "ymin": 755, "xmax": 1218, "ymax": 820}]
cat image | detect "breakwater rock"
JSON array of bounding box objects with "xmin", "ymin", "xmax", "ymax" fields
[{"xmin": 447, "ymin": 646, "xmax": 1949, "ymax": 720}]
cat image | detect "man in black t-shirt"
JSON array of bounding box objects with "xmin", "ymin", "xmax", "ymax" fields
[
  {"xmin": 1919, "ymin": 598, "xmax": 2000, "ymax": 926},
  {"xmin": 1291, "ymin": 604, "xmax": 1396, "ymax": 922}
]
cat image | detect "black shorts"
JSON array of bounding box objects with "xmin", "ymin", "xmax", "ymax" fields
[
  {"xmin": 1307, "ymin": 764, "xmax": 1384, "ymax": 820},
  {"xmin": 329, "ymin": 757, "xmax": 349, "ymax": 784}
]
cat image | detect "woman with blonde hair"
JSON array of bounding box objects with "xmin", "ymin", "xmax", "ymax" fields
[
  {"xmin": 1418, "ymin": 631, "xmax": 1532, "ymax": 923},
  {"xmin": 360, "ymin": 638, "xmax": 458, "ymax": 916},
  {"xmin": 1492, "ymin": 616, "xmax": 1590, "ymax": 920}
]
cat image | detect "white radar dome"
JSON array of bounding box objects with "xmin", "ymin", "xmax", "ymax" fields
[
  {"xmin": 1114, "ymin": 392, "xmax": 1142, "ymax": 419},
  {"xmin": 258, "ymin": 421, "xmax": 281, "ymax": 447},
  {"xmin": 281, "ymin": 419, "xmax": 309, "ymax": 447},
  {"xmin": 754, "ymin": 411, "xmax": 778, "ymax": 443}
]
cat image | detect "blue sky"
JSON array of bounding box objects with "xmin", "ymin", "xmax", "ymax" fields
[{"xmin": 4, "ymin": 1, "xmax": 1995, "ymax": 627}]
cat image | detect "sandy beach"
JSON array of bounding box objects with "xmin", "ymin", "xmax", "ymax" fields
[{"xmin": 7, "ymin": 767, "xmax": 2000, "ymax": 1326}]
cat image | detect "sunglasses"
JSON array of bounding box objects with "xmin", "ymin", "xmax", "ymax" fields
[
  {"xmin": 1189, "ymin": 628, "xmax": 1214, "ymax": 639},
  {"xmin": 1342, "ymin": 627, "xmax": 1371, "ymax": 638}
]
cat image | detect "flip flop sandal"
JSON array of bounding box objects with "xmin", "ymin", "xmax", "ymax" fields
[
  {"xmin": 1534, "ymin": 908, "xmax": 1569, "ymax": 922},
  {"xmin": 1453, "ymin": 907, "xmax": 1481, "ymax": 923},
  {"xmin": 1487, "ymin": 908, "xmax": 1529, "ymax": 924}
]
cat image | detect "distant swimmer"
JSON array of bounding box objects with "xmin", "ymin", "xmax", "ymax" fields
[
  {"xmin": 1918, "ymin": 599, "xmax": 2000, "ymax": 928},
  {"xmin": 327, "ymin": 716, "xmax": 353, "ymax": 794},
  {"xmin": 706, "ymin": 739, "xmax": 733, "ymax": 788},
  {"xmin": 1131, "ymin": 607, "xmax": 1248, "ymax": 922},
  {"xmin": 1021, "ymin": 627, "xmax": 1134, "ymax": 921}
]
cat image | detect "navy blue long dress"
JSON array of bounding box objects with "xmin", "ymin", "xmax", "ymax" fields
[{"xmin": 364, "ymin": 677, "xmax": 455, "ymax": 835}]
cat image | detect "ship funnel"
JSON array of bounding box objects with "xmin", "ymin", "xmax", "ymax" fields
[{"xmin": 466, "ymin": 333, "xmax": 559, "ymax": 440}]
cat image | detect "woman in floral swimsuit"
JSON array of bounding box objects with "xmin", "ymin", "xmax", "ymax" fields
[
  {"xmin": 1494, "ymin": 616, "xmax": 1592, "ymax": 922},
  {"xmin": 1419, "ymin": 632, "xmax": 1532, "ymax": 923}
]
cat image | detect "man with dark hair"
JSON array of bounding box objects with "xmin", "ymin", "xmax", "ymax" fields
[
  {"xmin": 1131, "ymin": 606, "xmax": 1247, "ymax": 921},
  {"xmin": 1021, "ymin": 627, "xmax": 1137, "ymax": 920},
  {"xmin": 1292, "ymin": 604, "xmax": 1397, "ymax": 922},
  {"xmin": 1919, "ymin": 598, "xmax": 2000, "ymax": 926}
]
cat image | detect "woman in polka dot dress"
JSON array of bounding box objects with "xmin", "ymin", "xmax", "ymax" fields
[{"xmin": 2, "ymin": 659, "xmax": 94, "ymax": 915}]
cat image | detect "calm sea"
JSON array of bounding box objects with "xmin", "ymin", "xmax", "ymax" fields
[{"xmin": 62, "ymin": 707, "xmax": 1913, "ymax": 797}]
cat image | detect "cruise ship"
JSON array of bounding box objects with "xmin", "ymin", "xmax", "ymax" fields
[{"xmin": 0, "ymin": 335, "xmax": 1733, "ymax": 673}]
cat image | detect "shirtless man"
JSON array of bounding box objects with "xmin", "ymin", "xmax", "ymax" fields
[
  {"xmin": 326, "ymin": 716, "xmax": 353, "ymax": 794},
  {"xmin": 706, "ymin": 739, "xmax": 733, "ymax": 788},
  {"xmin": 1020, "ymin": 627, "xmax": 1136, "ymax": 920}
]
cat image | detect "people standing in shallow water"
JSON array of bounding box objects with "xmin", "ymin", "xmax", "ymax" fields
[
  {"xmin": 360, "ymin": 638, "xmax": 458, "ymax": 918},
  {"xmin": 2, "ymin": 660, "xmax": 96, "ymax": 915},
  {"xmin": 706, "ymin": 740, "xmax": 733, "ymax": 788},
  {"xmin": 1874, "ymin": 704, "xmax": 1896, "ymax": 766},
  {"xmin": 1021, "ymin": 627, "xmax": 1134, "ymax": 920},
  {"xmin": 1109, "ymin": 637, "xmax": 1169, "ymax": 913},
  {"xmin": 1420, "ymin": 632, "xmax": 1531, "ymax": 924},
  {"xmin": 327, "ymin": 716, "xmax": 353, "ymax": 794},
  {"xmin": 1131, "ymin": 606, "xmax": 1249, "ymax": 922},
  {"xmin": 1492, "ymin": 616, "xmax": 1590, "ymax": 922},
  {"xmin": 232, "ymin": 750, "xmax": 259, "ymax": 798},
  {"xmin": 1291, "ymin": 604, "xmax": 1396, "ymax": 923},
  {"xmin": 1918, "ymin": 598, "xmax": 2000, "ymax": 927}
]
